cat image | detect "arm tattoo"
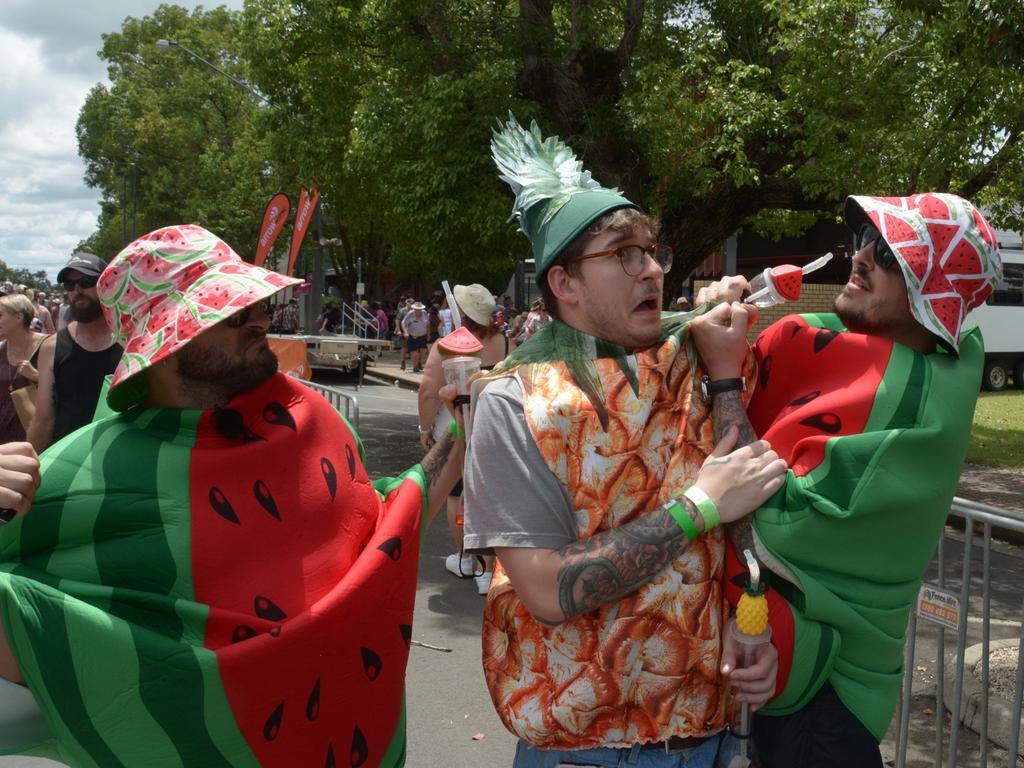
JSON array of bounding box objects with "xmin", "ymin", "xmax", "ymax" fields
[
  {"xmin": 714, "ymin": 391, "xmax": 769, "ymax": 572},
  {"xmin": 712, "ymin": 390, "xmax": 758, "ymax": 446},
  {"xmin": 421, "ymin": 431, "xmax": 454, "ymax": 489},
  {"xmin": 729, "ymin": 516, "xmax": 756, "ymax": 558},
  {"xmin": 556, "ymin": 497, "xmax": 700, "ymax": 621}
]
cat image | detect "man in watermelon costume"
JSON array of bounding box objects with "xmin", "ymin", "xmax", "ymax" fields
[
  {"xmin": 690, "ymin": 193, "xmax": 1003, "ymax": 767},
  {"xmin": 0, "ymin": 224, "xmax": 464, "ymax": 766},
  {"xmin": 463, "ymin": 115, "xmax": 789, "ymax": 767}
]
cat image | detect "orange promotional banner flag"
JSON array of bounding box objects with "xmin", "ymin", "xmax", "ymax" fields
[
  {"xmin": 286, "ymin": 186, "xmax": 320, "ymax": 277},
  {"xmin": 254, "ymin": 193, "xmax": 291, "ymax": 267}
]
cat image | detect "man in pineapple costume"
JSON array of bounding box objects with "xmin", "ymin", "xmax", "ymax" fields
[
  {"xmin": 691, "ymin": 193, "xmax": 1003, "ymax": 767},
  {"xmin": 0, "ymin": 224, "xmax": 464, "ymax": 767},
  {"xmin": 462, "ymin": 116, "xmax": 789, "ymax": 767}
]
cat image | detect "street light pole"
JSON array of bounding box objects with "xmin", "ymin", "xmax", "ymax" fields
[{"xmin": 155, "ymin": 39, "xmax": 270, "ymax": 105}]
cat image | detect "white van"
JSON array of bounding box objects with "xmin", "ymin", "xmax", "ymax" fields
[{"xmin": 963, "ymin": 227, "xmax": 1024, "ymax": 390}]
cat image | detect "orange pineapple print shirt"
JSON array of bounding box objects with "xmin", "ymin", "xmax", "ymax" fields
[{"xmin": 481, "ymin": 335, "xmax": 736, "ymax": 749}]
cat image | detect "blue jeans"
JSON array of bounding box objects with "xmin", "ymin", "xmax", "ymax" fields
[{"xmin": 513, "ymin": 734, "xmax": 721, "ymax": 768}]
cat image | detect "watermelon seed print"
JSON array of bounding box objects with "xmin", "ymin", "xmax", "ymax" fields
[
  {"xmin": 262, "ymin": 401, "xmax": 297, "ymax": 431},
  {"xmin": 253, "ymin": 479, "xmax": 281, "ymax": 520},
  {"xmin": 346, "ymin": 444, "xmax": 357, "ymax": 480},
  {"xmin": 813, "ymin": 329, "xmax": 840, "ymax": 353},
  {"xmin": 361, "ymin": 647, "xmax": 383, "ymax": 680},
  {"xmin": 254, "ymin": 595, "xmax": 288, "ymax": 622},
  {"xmin": 325, "ymin": 744, "xmax": 337, "ymax": 768},
  {"xmin": 399, "ymin": 624, "xmax": 412, "ymax": 647},
  {"xmin": 377, "ymin": 537, "xmax": 403, "ymax": 561},
  {"xmin": 232, "ymin": 625, "xmax": 258, "ymax": 643},
  {"xmin": 210, "ymin": 487, "xmax": 240, "ymax": 524},
  {"xmin": 213, "ymin": 406, "xmax": 246, "ymax": 439},
  {"xmin": 799, "ymin": 413, "xmax": 842, "ymax": 434},
  {"xmin": 306, "ymin": 678, "xmax": 321, "ymax": 721},
  {"xmin": 322, "ymin": 457, "xmax": 338, "ymax": 500},
  {"xmin": 759, "ymin": 355, "xmax": 773, "ymax": 391},
  {"xmin": 268, "ymin": 625, "xmax": 282, "ymax": 637},
  {"xmin": 788, "ymin": 391, "xmax": 821, "ymax": 407},
  {"xmin": 351, "ymin": 725, "xmax": 369, "ymax": 767},
  {"xmin": 213, "ymin": 406, "xmax": 267, "ymax": 443},
  {"xmin": 263, "ymin": 701, "xmax": 284, "ymax": 741}
]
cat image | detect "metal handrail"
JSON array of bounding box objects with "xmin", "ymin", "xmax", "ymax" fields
[
  {"xmin": 895, "ymin": 496, "xmax": 1024, "ymax": 767},
  {"xmin": 296, "ymin": 377, "xmax": 359, "ymax": 431},
  {"xmin": 338, "ymin": 301, "xmax": 380, "ymax": 339}
]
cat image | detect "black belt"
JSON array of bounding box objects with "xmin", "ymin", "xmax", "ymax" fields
[{"xmin": 643, "ymin": 734, "xmax": 715, "ymax": 753}]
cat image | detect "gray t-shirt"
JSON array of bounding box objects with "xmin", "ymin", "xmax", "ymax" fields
[{"xmin": 463, "ymin": 376, "xmax": 577, "ymax": 553}]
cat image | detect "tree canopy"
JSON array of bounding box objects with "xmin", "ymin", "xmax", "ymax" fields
[
  {"xmin": 76, "ymin": 5, "xmax": 277, "ymax": 261},
  {"xmin": 77, "ymin": 0, "xmax": 1024, "ymax": 297}
]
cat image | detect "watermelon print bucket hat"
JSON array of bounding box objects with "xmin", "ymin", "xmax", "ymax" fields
[
  {"xmin": 99, "ymin": 224, "xmax": 303, "ymax": 411},
  {"xmin": 843, "ymin": 193, "xmax": 1003, "ymax": 354}
]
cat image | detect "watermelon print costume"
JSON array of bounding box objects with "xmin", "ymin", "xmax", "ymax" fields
[
  {"xmin": 724, "ymin": 313, "xmax": 984, "ymax": 740},
  {"xmin": 0, "ymin": 373, "xmax": 427, "ymax": 767},
  {"xmin": 474, "ymin": 312, "xmax": 756, "ymax": 749}
]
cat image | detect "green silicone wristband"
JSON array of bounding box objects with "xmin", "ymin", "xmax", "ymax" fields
[
  {"xmin": 449, "ymin": 419, "xmax": 465, "ymax": 441},
  {"xmin": 666, "ymin": 500, "xmax": 700, "ymax": 541},
  {"xmin": 684, "ymin": 485, "xmax": 719, "ymax": 531}
]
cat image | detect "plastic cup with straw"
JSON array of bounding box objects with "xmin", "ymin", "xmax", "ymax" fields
[{"xmin": 717, "ymin": 549, "xmax": 771, "ymax": 768}]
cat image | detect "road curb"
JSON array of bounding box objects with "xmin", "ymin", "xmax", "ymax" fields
[
  {"xmin": 363, "ymin": 371, "xmax": 421, "ymax": 392},
  {"xmin": 943, "ymin": 638, "xmax": 1023, "ymax": 757}
]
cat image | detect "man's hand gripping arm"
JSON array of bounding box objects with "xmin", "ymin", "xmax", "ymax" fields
[{"xmin": 499, "ymin": 425, "xmax": 786, "ymax": 626}]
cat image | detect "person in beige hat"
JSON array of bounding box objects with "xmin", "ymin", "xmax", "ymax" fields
[
  {"xmin": 417, "ymin": 283, "xmax": 512, "ymax": 594},
  {"xmin": 401, "ymin": 300, "xmax": 430, "ymax": 372}
]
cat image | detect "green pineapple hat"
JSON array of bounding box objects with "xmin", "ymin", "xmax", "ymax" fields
[{"xmin": 491, "ymin": 113, "xmax": 639, "ymax": 276}]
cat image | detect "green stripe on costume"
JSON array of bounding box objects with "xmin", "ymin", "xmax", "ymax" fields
[{"xmin": 753, "ymin": 322, "xmax": 984, "ymax": 739}]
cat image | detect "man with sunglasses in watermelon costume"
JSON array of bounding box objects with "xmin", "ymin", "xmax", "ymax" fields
[
  {"xmin": 689, "ymin": 193, "xmax": 1003, "ymax": 767},
  {"xmin": 463, "ymin": 116, "xmax": 789, "ymax": 767},
  {"xmin": 0, "ymin": 224, "xmax": 465, "ymax": 766}
]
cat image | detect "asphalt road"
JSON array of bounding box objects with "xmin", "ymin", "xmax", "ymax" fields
[{"xmin": 317, "ymin": 374, "xmax": 519, "ymax": 767}]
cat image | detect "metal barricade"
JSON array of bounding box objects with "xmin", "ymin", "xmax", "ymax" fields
[
  {"xmin": 895, "ymin": 497, "xmax": 1024, "ymax": 767},
  {"xmin": 297, "ymin": 377, "xmax": 360, "ymax": 432}
]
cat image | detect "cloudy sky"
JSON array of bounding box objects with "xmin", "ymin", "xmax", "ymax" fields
[{"xmin": 0, "ymin": 0, "xmax": 243, "ymax": 280}]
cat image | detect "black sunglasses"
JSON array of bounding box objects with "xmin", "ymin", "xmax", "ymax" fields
[
  {"xmin": 62, "ymin": 276, "xmax": 98, "ymax": 291},
  {"xmin": 855, "ymin": 223, "xmax": 899, "ymax": 270},
  {"xmin": 224, "ymin": 298, "xmax": 272, "ymax": 328}
]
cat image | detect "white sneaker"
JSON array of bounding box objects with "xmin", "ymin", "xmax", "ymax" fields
[
  {"xmin": 475, "ymin": 571, "xmax": 493, "ymax": 595},
  {"xmin": 445, "ymin": 553, "xmax": 478, "ymax": 579}
]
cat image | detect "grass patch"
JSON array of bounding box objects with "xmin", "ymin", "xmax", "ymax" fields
[{"xmin": 969, "ymin": 390, "xmax": 1024, "ymax": 469}]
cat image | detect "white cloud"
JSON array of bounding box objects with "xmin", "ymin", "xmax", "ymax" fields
[{"xmin": 0, "ymin": 1, "xmax": 244, "ymax": 279}]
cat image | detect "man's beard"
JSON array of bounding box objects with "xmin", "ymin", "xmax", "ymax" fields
[
  {"xmin": 70, "ymin": 295, "xmax": 103, "ymax": 322},
  {"xmin": 176, "ymin": 332, "xmax": 279, "ymax": 400}
]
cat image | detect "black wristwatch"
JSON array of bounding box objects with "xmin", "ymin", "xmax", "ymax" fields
[{"xmin": 701, "ymin": 375, "xmax": 745, "ymax": 400}]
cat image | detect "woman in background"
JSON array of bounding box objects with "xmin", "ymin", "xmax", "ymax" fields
[{"xmin": 0, "ymin": 294, "xmax": 49, "ymax": 443}]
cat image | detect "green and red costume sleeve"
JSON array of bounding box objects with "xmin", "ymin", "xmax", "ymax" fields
[
  {"xmin": 723, "ymin": 313, "xmax": 983, "ymax": 739},
  {"xmin": 0, "ymin": 373, "xmax": 427, "ymax": 767}
]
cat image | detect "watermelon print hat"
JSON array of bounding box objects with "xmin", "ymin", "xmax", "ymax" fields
[
  {"xmin": 99, "ymin": 224, "xmax": 303, "ymax": 411},
  {"xmin": 844, "ymin": 193, "xmax": 1003, "ymax": 353}
]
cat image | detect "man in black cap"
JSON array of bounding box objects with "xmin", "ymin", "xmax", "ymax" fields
[{"xmin": 27, "ymin": 252, "xmax": 123, "ymax": 451}]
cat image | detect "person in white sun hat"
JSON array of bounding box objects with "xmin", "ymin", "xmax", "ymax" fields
[{"xmin": 418, "ymin": 282, "xmax": 514, "ymax": 594}]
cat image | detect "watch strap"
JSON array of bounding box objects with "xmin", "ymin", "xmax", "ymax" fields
[{"xmin": 701, "ymin": 376, "xmax": 745, "ymax": 399}]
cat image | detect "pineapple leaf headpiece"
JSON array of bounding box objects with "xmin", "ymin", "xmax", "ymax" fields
[{"xmin": 490, "ymin": 113, "xmax": 638, "ymax": 275}]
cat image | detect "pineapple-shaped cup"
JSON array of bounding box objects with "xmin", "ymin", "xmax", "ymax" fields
[{"xmin": 717, "ymin": 549, "xmax": 772, "ymax": 768}]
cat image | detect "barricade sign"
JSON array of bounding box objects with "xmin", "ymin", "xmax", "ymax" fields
[{"xmin": 916, "ymin": 584, "xmax": 960, "ymax": 630}]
